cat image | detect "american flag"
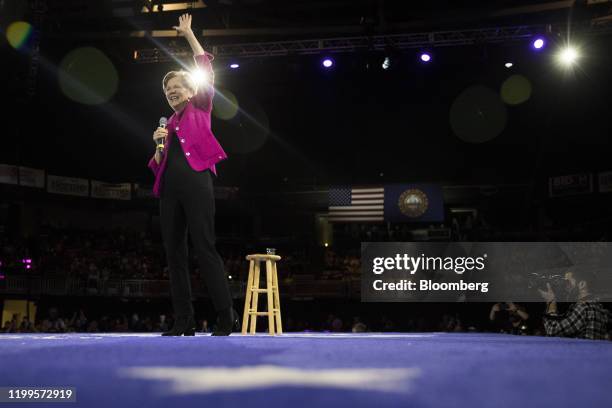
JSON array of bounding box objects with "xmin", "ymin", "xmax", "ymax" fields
[{"xmin": 328, "ymin": 186, "xmax": 385, "ymax": 222}]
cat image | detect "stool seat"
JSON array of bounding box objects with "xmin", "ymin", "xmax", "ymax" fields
[
  {"xmin": 242, "ymin": 254, "xmax": 283, "ymax": 335},
  {"xmin": 245, "ymin": 254, "xmax": 282, "ymax": 261}
]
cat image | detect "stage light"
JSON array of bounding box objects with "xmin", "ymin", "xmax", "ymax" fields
[
  {"xmin": 382, "ymin": 57, "xmax": 391, "ymax": 70},
  {"xmin": 190, "ymin": 68, "xmax": 209, "ymax": 86},
  {"xmin": 558, "ymin": 46, "xmax": 579, "ymax": 67},
  {"xmin": 140, "ymin": 0, "xmax": 206, "ymax": 13},
  {"xmin": 230, "ymin": 63, "xmax": 240, "ymax": 69},
  {"xmin": 505, "ymin": 62, "xmax": 513, "ymax": 68},
  {"xmin": 322, "ymin": 58, "xmax": 334, "ymax": 68},
  {"xmin": 532, "ymin": 38, "xmax": 545, "ymax": 50},
  {"xmin": 420, "ymin": 53, "xmax": 431, "ymax": 63}
]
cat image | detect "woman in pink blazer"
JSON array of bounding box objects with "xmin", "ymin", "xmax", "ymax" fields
[{"xmin": 149, "ymin": 14, "xmax": 237, "ymax": 336}]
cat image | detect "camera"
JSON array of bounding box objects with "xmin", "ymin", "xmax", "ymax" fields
[{"xmin": 527, "ymin": 272, "xmax": 566, "ymax": 294}]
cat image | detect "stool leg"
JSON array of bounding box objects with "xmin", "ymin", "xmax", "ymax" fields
[
  {"xmin": 249, "ymin": 260, "xmax": 261, "ymax": 334},
  {"xmin": 266, "ymin": 260, "xmax": 275, "ymax": 335},
  {"xmin": 272, "ymin": 261, "xmax": 283, "ymax": 334},
  {"xmin": 241, "ymin": 260, "xmax": 254, "ymax": 335}
]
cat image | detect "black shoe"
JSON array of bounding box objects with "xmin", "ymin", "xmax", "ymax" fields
[
  {"xmin": 211, "ymin": 308, "xmax": 240, "ymax": 336},
  {"xmin": 162, "ymin": 315, "xmax": 196, "ymax": 336}
]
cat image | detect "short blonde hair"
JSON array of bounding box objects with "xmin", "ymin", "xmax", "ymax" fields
[{"xmin": 162, "ymin": 70, "xmax": 197, "ymax": 94}]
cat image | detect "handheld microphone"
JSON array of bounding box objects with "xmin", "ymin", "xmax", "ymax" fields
[{"xmin": 157, "ymin": 116, "xmax": 168, "ymax": 154}]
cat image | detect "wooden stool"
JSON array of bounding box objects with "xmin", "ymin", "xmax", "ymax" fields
[{"xmin": 242, "ymin": 254, "xmax": 283, "ymax": 335}]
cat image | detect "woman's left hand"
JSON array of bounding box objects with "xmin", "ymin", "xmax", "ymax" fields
[{"xmin": 173, "ymin": 13, "xmax": 193, "ymax": 36}]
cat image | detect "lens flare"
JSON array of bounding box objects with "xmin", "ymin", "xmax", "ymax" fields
[
  {"xmin": 190, "ymin": 68, "xmax": 209, "ymax": 86},
  {"xmin": 500, "ymin": 74, "xmax": 532, "ymax": 105},
  {"xmin": 212, "ymin": 88, "xmax": 239, "ymax": 120},
  {"xmin": 6, "ymin": 21, "xmax": 33, "ymax": 50},
  {"xmin": 450, "ymin": 85, "xmax": 508, "ymax": 143},
  {"xmin": 58, "ymin": 47, "xmax": 119, "ymax": 105},
  {"xmin": 214, "ymin": 95, "xmax": 270, "ymax": 154}
]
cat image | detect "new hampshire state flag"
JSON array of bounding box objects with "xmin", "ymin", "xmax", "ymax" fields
[{"xmin": 384, "ymin": 184, "xmax": 444, "ymax": 222}]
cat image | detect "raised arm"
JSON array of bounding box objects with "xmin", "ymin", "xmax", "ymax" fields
[
  {"xmin": 174, "ymin": 13, "xmax": 205, "ymax": 56},
  {"xmin": 174, "ymin": 13, "xmax": 214, "ymax": 110}
]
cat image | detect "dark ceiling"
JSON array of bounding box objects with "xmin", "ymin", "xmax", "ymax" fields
[{"xmin": 4, "ymin": 0, "xmax": 612, "ymax": 42}]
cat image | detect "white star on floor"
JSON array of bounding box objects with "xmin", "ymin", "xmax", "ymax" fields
[{"xmin": 120, "ymin": 365, "xmax": 420, "ymax": 394}]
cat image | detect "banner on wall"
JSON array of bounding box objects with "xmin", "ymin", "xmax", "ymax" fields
[
  {"xmin": 598, "ymin": 171, "xmax": 612, "ymax": 193},
  {"xmin": 19, "ymin": 166, "xmax": 45, "ymax": 188},
  {"xmin": 134, "ymin": 183, "xmax": 153, "ymax": 199},
  {"xmin": 47, "ymin": 175, "xmax": 89, "ymax": 197},
  {"xmin": 0, "ymin": 164, "xmax": 18, "ymax": 185},
  {"xmin": 91, "ymin": 181, "xmax": 132, "ymax": 200},
  {"xmin": 549, "ymin": 173, "xmax": 592, "ymax": 197}
]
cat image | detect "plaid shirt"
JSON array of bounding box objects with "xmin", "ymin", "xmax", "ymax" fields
[{"xmin": 543, "ymin": 300, "xmax": 610, "ymax": 340}]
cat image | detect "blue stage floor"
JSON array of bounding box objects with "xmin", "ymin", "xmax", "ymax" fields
[{"xmin": 1, "ymin": 332, "xmax": 611, "ymax": 408}]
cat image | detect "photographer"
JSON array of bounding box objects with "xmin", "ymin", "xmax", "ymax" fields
[
  {"xmin": 489, "ymin": 302, "xmax": 529, "ymax": 334},
  {"xmin": 538, "ymin": 270, "xmax": 610, "ymax": 340}
]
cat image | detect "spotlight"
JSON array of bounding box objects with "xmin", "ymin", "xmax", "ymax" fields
[
  {"xmin": 505, "ymin": 62, "xmax": 513, "ymax": 68},
  {"xmin": 382, "ymin": 57, "xmax": 391, "ymax": 70},
  {"xmin": 532, "ymin": 37, "xmax": 546, "ymax": 50},
  {"xmin": 558, "ymin": 46, "xmax": 579, "ymax": 66},
  {"xmin": 190, "ymin": 68, "xmax": 209, "ymax": 85},
  {"xmin": 420, "ymin": 53, "xmax": 431, "ymax": 63},
  {"xmin": 229, "ymin": 63, "xmax": 240, "ymax": 69},
  {"xmin": 322, "ymin": 58, "xmax": 334, "ymax": 68}
]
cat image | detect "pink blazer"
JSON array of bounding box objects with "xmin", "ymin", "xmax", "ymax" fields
[{"xmin": 147, "ymin": 52, "xmax": 227, "ymax": 198}]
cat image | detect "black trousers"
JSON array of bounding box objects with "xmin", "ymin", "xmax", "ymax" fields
[{"xmin": 159, "ymin": 167, "xmax": 232, "ymax": 317}]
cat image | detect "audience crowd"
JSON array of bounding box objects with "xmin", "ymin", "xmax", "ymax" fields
[
  {"xmin": 1, "ymin": 225, "xmax": 610, "ymax": 339},
  {"xmin": 0, "ymin": 306, "xmax": 506, "ymax": 335},
  {"xmin": 0, "ymin": 227, "xmax": 361, "ymax": 283}
]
